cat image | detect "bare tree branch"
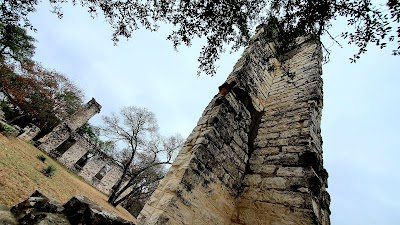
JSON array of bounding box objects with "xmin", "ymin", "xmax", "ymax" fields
[{"xmin": 100, "ymin": 106, "xmax": 183, "ymax": 207}]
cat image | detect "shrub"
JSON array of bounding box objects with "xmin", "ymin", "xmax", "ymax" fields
[
  {"xmin": 37, "ymin": 155, "xmax": 46, "ymax": 162},
  {"xmin": 42, "ymin": 165, "xmax": 56, "ymax": 177},
  {"xmin": 0, "ymin": 123, "xmax": 15, "ymax": 135}
]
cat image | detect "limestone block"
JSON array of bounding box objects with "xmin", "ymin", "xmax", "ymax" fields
[
  {"xmin": 264, "ymin": 153, "xmax": 300, "ymax": 166},
  {"xmin": 234, "ymin": 202, "xmax": 315, "ymax": 225},
  {"xmin": 229, "ymin": 142, "xmax": 247, "ymax": 160},
  {"xmin": 242, "ymin": 174, "xmax": 261, "ymax": 186},
  {"xmin": 250, "ymin": 164, "xmax": 277, "ymax": 176},
  {"xmin": 65, "ymin": 98, "xmax": 101, "ymax": 131},
  {"xmin": 253, "ymin": 147, "xmax": 280, "ymax": 156},
  {"xmin": 282, "ymin": 145, "xmax": 309, "ymax": 153},
  {"xmin": 265, "ymin": 132, "xmax": 280, "ymax": 139},
  {"xmin": 280, "ymin": 129, "xmax": 301, "ymax": 138},
  {"xmin": 276, "ymin": 167, "xmax": 307, "ymax": 177},
  {"xmin": 259, "ymin": 189, "xmax": 307, "ymax": 208},
  {"xmin": 260, "ymin": 177, "xmax": 287, "ymax": 190},
  {"xmin": 253, "ymin": 138, "xmax": 268, "ymax": 149}
]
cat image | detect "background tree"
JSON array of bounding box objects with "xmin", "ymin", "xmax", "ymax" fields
[
  {"xmin": 77, "ymin": 122, "xmax": 118, "ymax": 156},
  {"xmin": 0, "ymin": 0, "xmax": 36, "ymax": 63},
  {"xmin": 0, "ymin": 58, "xmax": 84, "ymax": 135},
  {"xmin": 100, "ymin": 106, "xmax": 183, "ymax": 208},
  {"xmin": 1, "ymin": 0, "xmax": 398, "ymax": 75},
  {"xmin": 0, "ymin": 23, "xmax": 35, "ymax": 62},
  {"xmin": 120, "ymin": 162, "xmax": 165, "ymax": 216}
]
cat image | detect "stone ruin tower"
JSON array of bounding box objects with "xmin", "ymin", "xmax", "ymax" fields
[
  {"xmin": 38, "ymin": 98, "xmax": 101, "ymax": 153},
  {"xmin": 138, "ymin": 25, "xmax": 330, "ymax": 225}
]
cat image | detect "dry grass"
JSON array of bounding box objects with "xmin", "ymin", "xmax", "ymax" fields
[{"xmin": 0, "ymin": 134, "xmax": 136, "ymax": 223}]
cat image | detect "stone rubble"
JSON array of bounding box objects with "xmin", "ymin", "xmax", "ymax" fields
[{"xmin": 0, "ymin": 190, "xmax": 135, "ymax": 225}]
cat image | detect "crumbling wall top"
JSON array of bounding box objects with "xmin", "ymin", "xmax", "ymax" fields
[{"xmin": 87, "ymin": 98, "xmax": 102, "ymax": 113}]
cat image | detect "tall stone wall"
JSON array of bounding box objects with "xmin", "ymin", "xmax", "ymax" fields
[
  {"xmin": 231, "ymin": 35, "xmax": 330, "ymax": 225},
  {"xmin": 139, "ymin": 91, "xmax": 252, "ymax": 224},
  {"xmin": 138, "ymin": 25, "xmax": 329, "ymax": 225},
  {"xmin": 37, "ymin": 98, "xmax": 101, "ymax": 153}
]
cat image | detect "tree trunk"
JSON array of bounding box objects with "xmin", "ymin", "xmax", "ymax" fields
[
  {"xmin": 108, "ymin": 146, "xmax": 137, "ymax": 206},
  {"xmin": 107, "ymin": 182, "xmax": 120, "ymax": 204}
]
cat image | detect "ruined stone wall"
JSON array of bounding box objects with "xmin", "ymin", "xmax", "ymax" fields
[
  {"xmin": 139, "ymin": 92, "xmax": 252, "ymax": 224},
  {"xmin": 37, "ymin": 98, "xmax": 101, "ymax": 153},
  {"xmin": 96, "ymin": 164, "xmax": 124, "ymax": 195},
  {"xmin": 57, "ymin": 135, "xmax": 123, "ymax": 195},
  {"xmin": 139, "ymin": 24, "xmax": 329, "ymax": 225},
  {"xmin": 65, "ymin": 98, "xmax": 102, "ymax": 131},
  {"xmin": 138, "ymin": 25, "xmax": 273, "ymax": 225},
  {"xmin": 18, "ymin": 124, "xmax": 40, "ymax": 142},
  {"xmin": 78, "ymin": 153, "xmax": 123, "ymax": 195},
  {"xmin": 231, "ymin": 36, "xmax": 330, "ymax": 225},
  {"xmin": 79, "ymin": 155, "xmax": 105, "ymax": 181},
  {"xmin": 58, "ymin": 135, "xmax": 89, "ymax": 170},
  {"xmin": 30, "ymin": 97, "xmax": 127, "ymax": 197}
]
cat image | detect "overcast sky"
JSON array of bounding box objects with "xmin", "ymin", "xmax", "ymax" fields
[{"xmin": 28, "ymin": 3, "xmax": 399, "ymax": 224}]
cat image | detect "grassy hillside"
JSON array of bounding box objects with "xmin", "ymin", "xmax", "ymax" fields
[{"xmin": 0, "ymin": 133, "xmax": 136, "ymax": 222}]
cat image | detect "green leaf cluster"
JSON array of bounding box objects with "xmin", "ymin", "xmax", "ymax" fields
[{"xmin": 1, "ymin": 0, "xmax": 399, "ymax": 75}]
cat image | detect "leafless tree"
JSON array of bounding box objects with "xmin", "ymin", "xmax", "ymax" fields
[{"xmin": 101, "ymin": 106, "xmax": 183, "ymax": 207}]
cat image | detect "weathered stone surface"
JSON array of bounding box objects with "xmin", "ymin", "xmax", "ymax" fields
[
  {"xmin": 138, "ymin": 24, "xmax": 330, "ymax": 225},
  {"xmin": 34, "ymin": 98, "xmax": 124, "ymax": 196},
  {"xmin": 18, "ymin": 212, "xmax": 70, "ymax": 225},
  {"xmin": 63, "ymin": 196, "xmax": 134, "ymax": 225},
  {"xmin": 38, "ymin": 98, "xmax": 101, "ymax": 153},
  {"xmin": 232, "ymin": 201, "xmax": 315, "ymax": 225},
  {"xmin": 276, "ymin": 167, "xmax": 308, "ymax": 177},
  {"xmin": 57, "ymin": 135, "xmax": 89, "ymax": 170},
  {"xmin": 8, "ymin": 191, "xmax": 68, "ymax": 225},
  {"xmin": 96, "ymin": 164, "xmax": 124, "ymax": 195},
  {"xmin": 0, "ymin": 204, "xmax": 18, "ymax": 225},
  {"xmin": 138, "ymin": 88, "xmax": 251, "ymax": 224},
  {"xmin": 57, "ymin": 136, "xmax": 124, "ymax": 195},
  {"xmin": 10, "ymin": 191, "xmax": 64, "ymax": 218},
  {"xmin": 18, "ymin": 124, "xmax": 40, "ymax": 143},
  {"xmin": 3, "ymin": 191, "xmax": 135, "ymax": 225},
  {"xmin": 233, "ymin": 27, "xmax": 329, "ymax": 225},
  {"xmin": 78, "ymin": 156, "xmax": 105, "ymax": 181}
]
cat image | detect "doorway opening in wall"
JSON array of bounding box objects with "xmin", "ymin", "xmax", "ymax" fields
[
  {"xmin": 93, "ymin": 164, "xmax": 111, "ymax": 184},
  {"xmin": 52, "ymin": 137, "xmax": 76, "ymax": 158},
  {"xmin": 74, "ymin": 151, "xmax": 94, "ymax": 172}
]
